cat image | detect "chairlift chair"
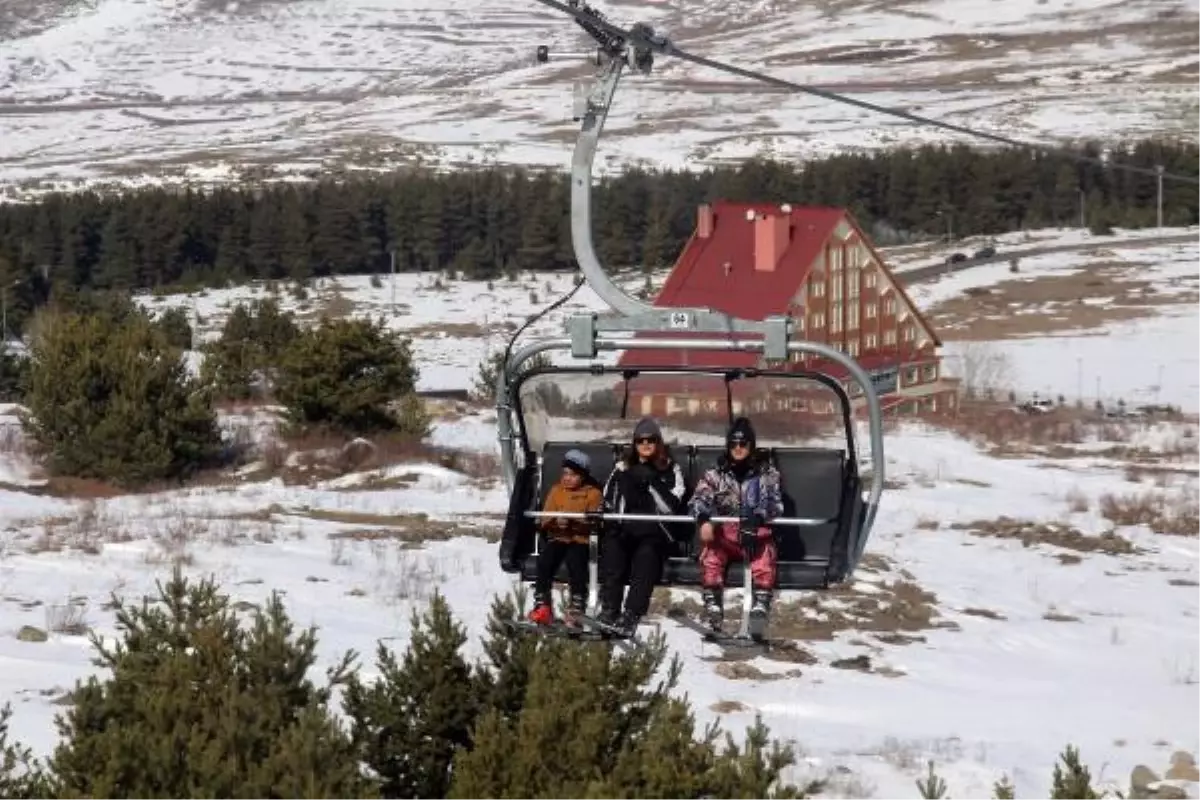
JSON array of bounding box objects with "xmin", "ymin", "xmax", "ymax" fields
[{"xmin": 494, "ymin": 3, "xmax": 887, "ymax": 642}]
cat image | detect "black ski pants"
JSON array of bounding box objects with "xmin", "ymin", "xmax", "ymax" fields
[
  {"xmin": 600, "ymin": 531, "xmax": 666, "ymax": 619},
  {"xmin": 534, "ymin": 538, "xmax": 590, "ymax": 603}
]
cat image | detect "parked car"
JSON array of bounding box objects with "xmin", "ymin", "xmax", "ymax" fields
[
  {"xmin": 944, "ymin": 252, "xmax": 968, "ymax": 265},
  {"xmin": 973, "ymin": 245, "xmax": 997, "ymax": 259}
]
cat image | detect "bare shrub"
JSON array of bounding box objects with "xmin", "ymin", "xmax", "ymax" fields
[
  {"xmin": 32, "ymin": 501, "xmax": 126, "ymax": 554},
  {"xmin": 45, "ymin": 599, "xmax": 89, "ymax": 635},
  {"xmin": 954, "ymin": 342, "xmax": 1014, "ymax": 400},
  {"xmin": 1064, "ymin": 487, "xmax": 1090, "ymax": 512},
  {"xmin": 1098, "ymin": 489, "xmax": 1199, "ymax": 537}
]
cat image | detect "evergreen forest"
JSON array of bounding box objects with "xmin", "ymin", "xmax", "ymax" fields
[{"xmin": 0, "ymin": 138, "xmax": 1195, "ymax": 336}]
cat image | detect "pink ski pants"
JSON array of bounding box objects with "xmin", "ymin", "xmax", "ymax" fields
[{"xmin": 700, "ymin": 522, "xmax": 777, "ymax": 589}]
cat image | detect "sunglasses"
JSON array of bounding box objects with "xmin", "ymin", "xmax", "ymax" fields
[
  {"xmin": 634, "ymin": 437, "xmax": 658, "ymax": 445},
  {"xmin": 728, "ymin": 438, "xmax": 750, "ymax": 449}
]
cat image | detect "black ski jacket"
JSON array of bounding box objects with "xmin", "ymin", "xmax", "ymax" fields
[{"xmin": 601, "ymin": 457, "xmax": 687, "ymax": 539}]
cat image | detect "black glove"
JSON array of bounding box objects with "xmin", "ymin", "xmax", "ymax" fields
[{"xmin": 628, "ymin": 463, "xmax": 654, "ymax": 489}]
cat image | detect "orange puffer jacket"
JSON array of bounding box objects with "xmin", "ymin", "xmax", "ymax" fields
[{"xmin": 540, "ymin": 482, "xmax": 604, "ymax": 545}]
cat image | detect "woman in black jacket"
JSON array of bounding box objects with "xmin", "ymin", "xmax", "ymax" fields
[{"xmin": 597, "ymin": 416, "xmax": 687, "ymax": 637}]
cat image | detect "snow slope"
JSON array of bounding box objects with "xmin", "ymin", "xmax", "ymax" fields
[
  {"xmin": 0, "ymin": 404, "xmax": 1196, "ymax": 799},
  {"xmin": 0, "ymin": 0, "xmax": 1195, "ymax": 192}
]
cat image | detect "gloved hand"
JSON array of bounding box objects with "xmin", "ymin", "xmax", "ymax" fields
[{"xmin": 628, "ymin": 463, "xmax": 654, "ymax": 489}]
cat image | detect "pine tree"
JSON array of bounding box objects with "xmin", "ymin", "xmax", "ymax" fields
[
  {"xmin": 450, "ymin": 620, "xmax": 801, "ymax": 798},
  {"xmin": 49, "ymin": 570, "xmax": 375, "ymax": 798},
  {"xmin": 20, "ymin": 307, "xmax": 222, "ymax": 486},
  {"xmin": 0, "ymin": 703, "xmax": 51, "ymax": 798},
  {"xmin": 275, "ymin": 316, "xmax": 425, "ymax": 436},
  {"xmin": 342, "ymin": 592, "xmax": 480, "ymax": 799}
]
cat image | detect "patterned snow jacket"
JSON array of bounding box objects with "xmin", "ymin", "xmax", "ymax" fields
[
  {"xmin": 688, "ymin": 454, "xmax": 785, "ymax": 538},
  {"xmin": 601, "ymin": 456, "xmax": 687, "ymax": 540},
  {"xmin": 539, "ymin": 482, "xmax": 604, "ymax": 545}
]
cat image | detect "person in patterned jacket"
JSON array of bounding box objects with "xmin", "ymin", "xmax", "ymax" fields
[{"xmin": 687, "ymin": 416, "xmax": 784, "ymax": 634}]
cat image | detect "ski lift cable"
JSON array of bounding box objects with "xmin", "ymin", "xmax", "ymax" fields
[
  {"xmin": 502, "ymin": 273, "xmax": 586, "ymax": 378},
  {"xmin": 529, "ymin": 0, "xmax": 1200, "ymax": 186}
]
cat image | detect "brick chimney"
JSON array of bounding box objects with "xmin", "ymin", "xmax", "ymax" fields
[
  {"xmin": 697, "ymin": 203, "xmax": 714, "ymax": 239},
  {"xmin": 753, "ymin": 212, "xmax": 790, "ymax": 272}
]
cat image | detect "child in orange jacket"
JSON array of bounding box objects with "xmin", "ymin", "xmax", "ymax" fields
[{"xmin": 528, "ymin": 449, "xmax": 604, "ymax": 627}]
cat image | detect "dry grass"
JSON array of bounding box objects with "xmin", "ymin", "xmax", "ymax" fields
[
  {"xmin": 926, "ymin": 262, "xmax": 1198, "ymax": 341},
  {"xmin": 1065, "ymin": 487, "xmax": 1091, "ymax": 513},
  {"xmin": 949, "ymin": 516, "xmax": 1139, "ymax": 556},
  {"xmin": 1098, "ymin": 489, "xmax": 1199, "ymax": 537}
]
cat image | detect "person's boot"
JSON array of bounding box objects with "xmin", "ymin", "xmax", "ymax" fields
[
  {"xmin": 748, "ymin": 589, "xmax": 773, "ymax": 640},
  {"xmin": 616, "ymin": 610, "xmax": 641, "ymax": 639},
  {"xmin": 528, "ymin": 596, "xmax": 554, "ymax": 626},
  {"xmin": 564, "ymin": 594, "xmax": 587, "ymax": 628},
  {"xmin": 596, "ymin": 605, "xmax": 619, "ymax": 627},
  {"xmin": 701, "ymin": 587, "xmax": 724, "ymax": 633}
]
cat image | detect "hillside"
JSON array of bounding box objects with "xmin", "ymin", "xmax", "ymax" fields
[
  {"xmin": 1, "ymin": 0, "xmax": 1196, "ymax": 193},
  {"xmin": 0, "ymin": 229, "xmax": 1196, "ymax": 798}
]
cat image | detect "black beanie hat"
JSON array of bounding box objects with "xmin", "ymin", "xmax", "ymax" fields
[
  {"xmin": 726, "ymin": 416, "xmax": 756, "ymax": 450},
  {"xmin": 633, "ymin": 416, "xmax": 662, "ymax": 442}
]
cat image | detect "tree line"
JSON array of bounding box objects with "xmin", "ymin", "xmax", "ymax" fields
[{"xmin": 0, "ymin": 137, "xmax": 1195, "ymax": 335}]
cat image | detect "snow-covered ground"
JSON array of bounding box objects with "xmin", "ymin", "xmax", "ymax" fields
[
  {"xmin": 0, "ymin": 399, "xmax": 1196, "ymax": 798},
  {"xmin": 134, "ymin": 225, "xmax": 1200, "ymax": 411},
  {"xmin": 0, "ymin": 0, "xmax": 1195, "ymax": 193}
]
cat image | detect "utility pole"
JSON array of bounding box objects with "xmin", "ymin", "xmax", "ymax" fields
[
  {"xmin": 1079, "ymin": 187, "xmax": 1085, "ymax": 229},
  {"xmin": 1, "ymin": 279, "xmax": 18, "ymax": 346},
  {"xmin": 1155, "ymin": 165, "xmax": 1164, "ymax": 229},
  {"xmin": 389, "ymin": 249, "xmax": 397, "ymax": 313}
]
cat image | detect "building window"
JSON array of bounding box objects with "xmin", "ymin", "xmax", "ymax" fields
[
  {"xmin": 923, "ymin": 363, "xmax": 938, "ymax": 382},
  {"xmin": 849, "ymin": 267, "xmax": 860, "ymax": 298},
  {"xmin": 832, "ymin": 279, "xmax": 843, "ymax": 301},
  {"xmin": 831, "ymin": 246, "xmax": 842, "ymax": 272},
  {"xmin": 847, "ymin": 302, "xmax": 859, "ymax": 330},
  {"xmin": 865, "ymin": 302, "xmax": 877, "ymax": 319},
  {"xmin": 905, "ymin": 367, "xmax": 919, "ymax": 386},
  {"xmin": 865, "ymin": 267, "xmax": 878, "ymax": 288},
  {"xmin": 795, "ymin": 314, "xmax": 805, "ymax": 331},
  {"xmin": 810, "ymin": 312, "xmax": 825, "ymax": 328},
  {"xmin": 884, "ymin": 329, "xmax": 897, "ymax": 346},
  {"xmin": 926, "ymin": 396, "xmax": 938, "ymax": 413},
  {"xmin": 847, "ymin": 339, "xmax": 860, "ymax": 356},
  {"xmin": 903, "ymin": 324, "xmax": 916, "ymax": 342},
  {"xmin": 883, "ymin": 296, "xmax": 896, "ymax": 315},
  {"xmin": 811, "ymin": 280, "xmax": 825, "ymax": 298},
  {"xmin": 865, "ymin": 333, "xmax": 878, "ymax": 350},
  {"xmin": 830, "ymin": 302, "xmax": 843, "ymax": 333}
]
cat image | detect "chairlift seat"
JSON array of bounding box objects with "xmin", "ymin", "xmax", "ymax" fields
[{"xmin": 508, "ymin": 437, "xmax": 862, "ymax": 592}]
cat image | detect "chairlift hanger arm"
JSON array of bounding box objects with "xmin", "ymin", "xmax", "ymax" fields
[{"xmin": 534, "ymin": 3, "xmax": 798, "ymax": 357}]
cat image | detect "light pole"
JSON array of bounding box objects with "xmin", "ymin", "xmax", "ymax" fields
[
  {"xmin": 389, "ymin": 249, "xmax": 397, "ymax": 313},
  {"xmin": 1, "ymin": 279, "xmax": 19, "ymax": 346},
  {"xmin": 1155, "ymin": 165, "xmax": 1164, "ymax": 230}
]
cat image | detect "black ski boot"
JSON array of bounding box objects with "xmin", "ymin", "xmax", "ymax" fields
[
  {"xmin": 564, "ymin": 594, "xmax": 587, "ymax": 629},
  {"xmin": 615, "ymin": 610, "xmax": 641, "ymax": 639},
  {"xmin": 701, "ymin": 587, "xmax": 724, "ymax": 633},
  {"xmin": 596, "ymin": 606, "xmax": 619, "ymax": 628},
  {"xmin": 748, "ymin": 589, "xmax": 772, "ymax": 641}
]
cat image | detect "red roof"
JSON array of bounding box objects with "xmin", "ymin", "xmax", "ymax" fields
[
  {"xmin": 657, "ymin": 202, "xmax": 845, "ymax": 320},
  {"xmin": 619, "ymin": 202, "xmax": 844, "ymax": 369}
]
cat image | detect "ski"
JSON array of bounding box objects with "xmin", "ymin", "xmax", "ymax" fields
[
  {"xmin": 576, "ymin": 614, "xmax": 644, "ymax": 649},
  {"xmin": 503, "ymin": 619, "xmax": 606, "ymax": 641},
  {"xmin": 668, "ymin": 611, "xmax": 769, "ymax": 651}
]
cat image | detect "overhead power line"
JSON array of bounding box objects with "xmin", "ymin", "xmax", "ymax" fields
[{"xmin": 530, "ymin": 0, "xmax": 1200, "ymax": 186}]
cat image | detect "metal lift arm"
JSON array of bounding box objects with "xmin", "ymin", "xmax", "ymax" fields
[{"xmin": 537, "ymin": 4, "xmax": 795, "ymax": 361}]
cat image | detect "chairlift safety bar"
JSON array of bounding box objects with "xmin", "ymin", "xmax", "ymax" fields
[{"xmin": 524, "ymin": 510, "xmax": 832, "ymax": 526}]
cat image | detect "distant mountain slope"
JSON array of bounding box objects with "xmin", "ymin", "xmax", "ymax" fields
[{"xmin": 0, "ymin": 0, "xmax": 1195, "ymax": 193}]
